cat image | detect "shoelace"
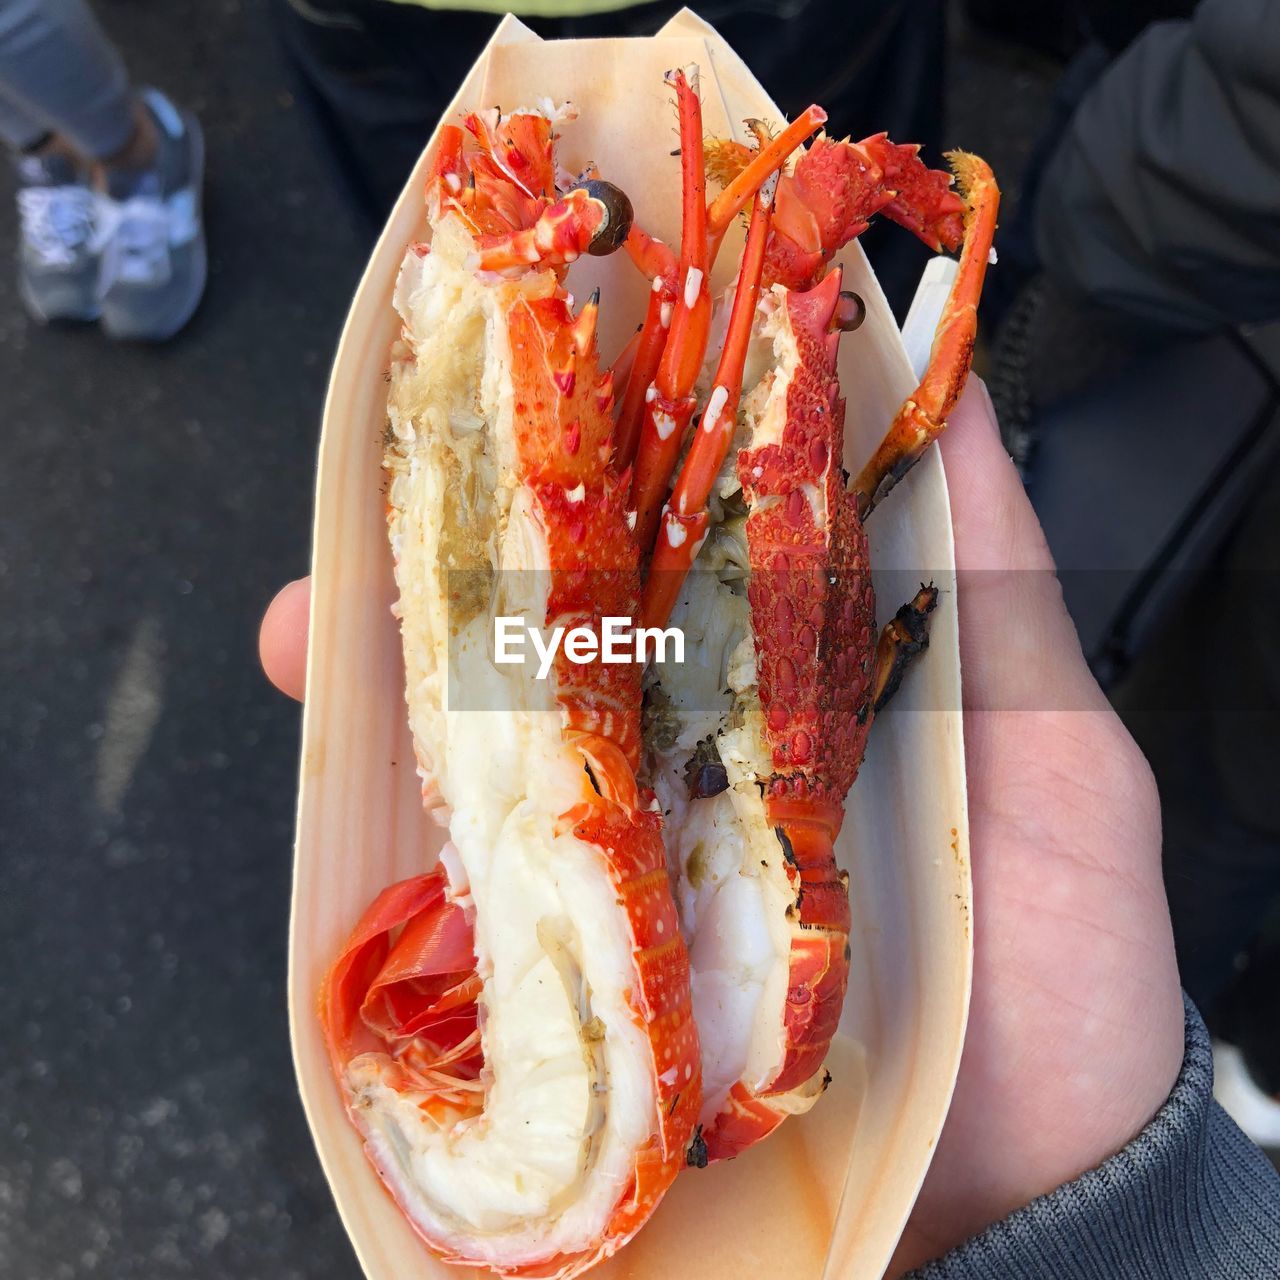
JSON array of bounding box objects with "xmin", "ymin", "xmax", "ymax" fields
[
  {"xmin": 16, "ymin": 185, "xmax": 95, "ymax": 269},
  {"xmin": 95, "ymin": 195, "xmax": 173, "ymax": 291}
]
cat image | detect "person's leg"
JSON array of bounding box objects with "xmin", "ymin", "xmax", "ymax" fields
[
  {"xmin": 93, "ymin": 87, "xmax": 207, "ymax": 341},
  {"xmin": 583, "ymin": 0, "xmax": 946, "ymax": 317},
  {"xmin": 707, "ymin": 0, "xmax": 948, "ymax": 319},
  {"xmin": 4, "ymin": 82, "xmax": 99, "ymax": 321},
  {"xmin": 0, "ymin": 84, "xmax": 53, "ymax": 153},
  {"xmin": 273, "ymin": 0, "xmax": 500, "ymax": 234},
  {"xmin": 0, "ymin": 0, "xmax": 135, "ymax": 161},
  {"xmin": 0, "ymin": 0, "xmax": 206, "ymax": 337},
  {"xmin": 275, "ymin": 0, "xmax": 948, "ymax": 298},
  {"xmin": 0, "ymin": 0, "xmax": 115, "ymax": 322}
]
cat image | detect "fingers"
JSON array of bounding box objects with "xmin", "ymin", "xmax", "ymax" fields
[
  {"xmin": 259, "ymin": 577, "xmax": 311, "ymax": 702},
  {"xmin": 938, "ymin": 377, "xmax": 1053, "ymax": 574},
  {"xmin": 939, "ymin": 378, "xmax": 1106, "ymax": 713}
]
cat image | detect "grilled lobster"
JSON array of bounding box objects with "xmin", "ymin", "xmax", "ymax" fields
[
  {"xmin": 624, "ymin": 69, "xmax": 998, "ymax": 1160},
  {"xmin": 319, "ymin": 105, "xmax": 698, "ymax": 1279},
  {"xmin": 320, "ymin": 70, "xmax": 998, "ymax": 1277}
]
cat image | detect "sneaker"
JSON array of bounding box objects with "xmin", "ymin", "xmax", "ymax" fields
[
  {"xmin": 1214, "ymin": 1041, "xmax": 1280, "ymax": 1151},
  {"xmin": 15, "ymin": 150, "xmax": 100, "ymax": 323},
  {"xmin": 96, "ymin": 89, "xmax": 206, "ymax": 341}
]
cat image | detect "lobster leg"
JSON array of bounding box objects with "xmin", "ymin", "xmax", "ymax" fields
[
  {"xmin": 704, "ymin": 104, "xmax": 826, "ymax": 259},
  {"xmin": 472, "ymin": 180, "xmax": 634, "ymax": 274},
  {"xmin": 641, "ymin": 176, "xmax": 776, "ymax": 630},
  {"xmin": 704, "ymin": 129, "xmax": 968, "ymax": 295},
  {"xmin": 626, "ymin": 82, "xmax": 825, "ymax": 542},
  {"xmin": 628, "ymin": 67, "xmax": 711, "ymax": 551},
  {"xmin": 614, "ymin": 267, "xmax": 676, "ymax": 469},
  {"xmin": 856, "ymin": 133, "xmax": 968, "ymax": 254},
  {"xmin": 871, "ymin": 584, "xmax": 940, "ymax": 714},
  {"xmin": 852, "ymin": 152, "xmax": 1000, "ymax": 515}
]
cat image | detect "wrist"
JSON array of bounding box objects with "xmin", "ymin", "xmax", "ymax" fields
[
  {"xmin": 897, "ymin": 997, "xmax": 1280, "ymax": 1279},
  {"xmin": 892, "ymin": 951, "xmax": 1184, "ymax": 1274}
]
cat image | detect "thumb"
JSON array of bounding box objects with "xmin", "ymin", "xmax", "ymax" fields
[
  {"xmin": 260, "ymin": 577, "xmax": 311, "ymax": 702},
  {"xmin": 939, "ymin": 378, "xmax": 1106, "ymax": 714}
]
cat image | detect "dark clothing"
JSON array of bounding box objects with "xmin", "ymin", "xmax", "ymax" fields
[
  {"xmin": 1118, "ymin": 468, "xmax": 1280, "ymax": 1012},
  {"xmin": 908, "ymin": 996, "xmax": 1280, "ymax": 1278},
  {"xmin": 949, "ymin": 5, "xmax": 1280, "ymax": 1267},
  {"xmin": 272, "ymin": 0, "xmax": 945, "ymax": 314},
  {"xmin": 1010, "ymin": 0, "xmax": 1280, "ymax": 1014},
  {"xmin": 1034, "ymin": 0, "xmax": 1280, "ymax": 335}
]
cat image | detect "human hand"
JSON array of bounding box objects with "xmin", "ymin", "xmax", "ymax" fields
[
  {"xmin": 258, "ymin": 379, "xmax": 1186, "ymax": 1275},
  {"xmin": 889, "ymin": 380, "xmax": 1183, "ymax": 1273},
  {"xmin": 259, "ymin": 575, "xmax": 309, "ymax": 703}
]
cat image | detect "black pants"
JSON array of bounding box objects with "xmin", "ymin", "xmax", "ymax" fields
[
  {"xmin": 1116, "ymin": 463, "xmax": 1280, "ymax": 1070},
  {"xmin": 272, "ymin": 0, "xmax": 945, "ymax": 315}
]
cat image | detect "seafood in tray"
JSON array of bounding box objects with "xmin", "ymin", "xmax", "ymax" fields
[{"xmin": 291, "ymin": 13, "xmax": 994, "ymax": 1280}]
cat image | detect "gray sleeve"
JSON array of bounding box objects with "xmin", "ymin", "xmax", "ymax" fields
[
  {"xmin": 906, "ymin": 995, "xmax": 1280, "ymax": 1279},
  {"xmin": 1034, "ymin": 0, "xmax": 1280, "ymax": 335}
]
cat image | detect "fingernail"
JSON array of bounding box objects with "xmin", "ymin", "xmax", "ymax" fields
[{"xmin": 970, "ymin": 375, "xmax": 999, "ymax": 431}]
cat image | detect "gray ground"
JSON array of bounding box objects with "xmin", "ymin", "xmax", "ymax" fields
[{"xmin": 0, "ymin": 4, "xmax": 1055, "ymax": 1276}]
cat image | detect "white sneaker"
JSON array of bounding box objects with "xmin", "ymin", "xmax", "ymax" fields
[
  {"xmin": 15, "ymin": 150, "xmax": 100, "ymax": 323},
  {"xmin": 1214, "ymin": 1041, "xmax": 1280, "ymax": 1149},
  {"xmin": 95, "ymin": 88, "xmax": 206, "ymax": 341}
]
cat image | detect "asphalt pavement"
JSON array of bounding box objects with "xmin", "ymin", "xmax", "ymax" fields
[
  {"xmin": 0, "ymin": 4, "xmax": 1053, "ymax": 1276},
  {"xmin": 0, "ymin": 1, "xmax": 367, "ymax": 1274}
]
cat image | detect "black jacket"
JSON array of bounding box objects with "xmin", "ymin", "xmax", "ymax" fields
[{"xmin": 1035, "ymin": 0, "xmax": 1280, "ymax": 334}]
